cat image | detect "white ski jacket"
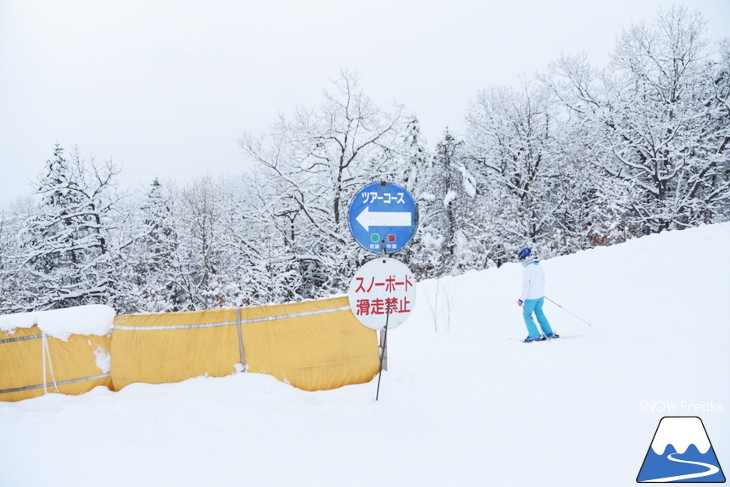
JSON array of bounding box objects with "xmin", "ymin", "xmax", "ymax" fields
[{"xmin": 520, "ymin": 261, "xmax": 545, "ymax": 301}]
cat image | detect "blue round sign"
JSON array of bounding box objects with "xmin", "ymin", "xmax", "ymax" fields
[{"xmin": 348, "ymin": 181, "xmax": 418, "ymax": 254}]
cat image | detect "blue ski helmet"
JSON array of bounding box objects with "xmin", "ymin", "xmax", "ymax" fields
[{"xmin": 517, "ymin": 247, "xmax": 532, "ymax": 261}]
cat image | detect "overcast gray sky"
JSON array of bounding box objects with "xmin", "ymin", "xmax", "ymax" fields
[{"xmin": 1, "ymin": 0, "xmax": 728, "ymax": 208}]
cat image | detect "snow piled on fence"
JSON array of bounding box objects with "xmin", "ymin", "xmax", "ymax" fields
[
  {"xmin": 0, "ymin": 223, "xmax": 728, "ymax": 487},
  {"xmin": 0, "ymin": 304, "xmax": 115, "ymax": 340}
]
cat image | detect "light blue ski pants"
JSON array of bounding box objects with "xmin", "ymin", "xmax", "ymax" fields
[{"xmin": 522, "ymin": 297, "xmax": 554, "ymax": 338}]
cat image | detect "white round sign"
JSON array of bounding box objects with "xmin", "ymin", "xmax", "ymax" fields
[{"xmin": 347, "ymin": 258, "xmax": 416, "ymax": 330}]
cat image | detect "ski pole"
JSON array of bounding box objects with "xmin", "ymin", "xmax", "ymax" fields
[{"xmin": 544, "ymin": 296, "xmax": 592, "ymax": 327}]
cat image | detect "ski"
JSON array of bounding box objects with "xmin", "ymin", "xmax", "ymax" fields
[{"xmin": 508, "ymin": 333, "xmax": 578, "ymax": 343}]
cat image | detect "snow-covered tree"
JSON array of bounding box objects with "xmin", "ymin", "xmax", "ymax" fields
[
  {"xmin": 240, "ymin": 70, "xmax": 406, "ymax": 297},
  {"xmin": 217, "ymin": 173, "xmax": 303, "ymax": 305},
  {"xmin": 174, "ymin": 176, "xmax": 227, "ymax": 309},
  {"xmin": 401, "ymin": 117, "xmax": 428, "ymax": 194},
  {"xmin": 549, "ymin": 6, "xmax": 730, "ymax": 236},
  {"xmin": 1, "ymin": 7, "xmax": 725, "ymax": 314},
  {"xmin": 412, "ymin": 129, "xmax": 482, "ymax": 276},
  {"xmin": 16, "ymin": 145, "xmax": 120, "ymax": 310},
  {"xmin": 114, "ymin": 179, "xmax": 191, "ymax": 313},
  {"xmin": 465, "ymin": 83, "xmax": 567, "ymax": 264},
  {"xmin": 395, "ymin": 117, "xmax": 432, "ymax": 274},
  {"xmin": 0, "ymin": 211, "xmax": 17, "ymax": 312}
]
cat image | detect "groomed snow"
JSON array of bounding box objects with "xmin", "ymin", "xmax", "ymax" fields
[{"xmin": 1, "ymin": 223, "xmax": 728, "ymax": 486}]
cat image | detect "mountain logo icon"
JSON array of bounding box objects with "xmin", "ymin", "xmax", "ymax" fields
[{"xmin": 637, "ymin": 416, "xmax": 725, "ymax": 483}]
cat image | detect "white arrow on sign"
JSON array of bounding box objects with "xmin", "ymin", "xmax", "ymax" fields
[{"xmin": 355, "ymin": 206, "xmax": 412, "ymax": 232}]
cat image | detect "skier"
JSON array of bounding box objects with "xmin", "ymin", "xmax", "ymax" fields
[{"xmin": 516, "ymin": 247, "xmax": 558, "ymax": 342}]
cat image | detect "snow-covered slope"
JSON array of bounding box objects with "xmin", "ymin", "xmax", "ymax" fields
[{"xmin": 1, "ymin": 223, "xmax": 728, "ymax": 487}]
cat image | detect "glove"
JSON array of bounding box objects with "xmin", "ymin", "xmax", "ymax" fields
[{"xmin": 517, "ymin": 299, "xmax": 523, "ymax": 307}]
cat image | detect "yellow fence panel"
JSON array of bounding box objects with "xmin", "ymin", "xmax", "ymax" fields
[
  {"xmin": 111, "ymin": 308, "xmax": 240, "ymax": 390},
  {"xmin": 0, "ymin": 326, "xmax": 112, "ymax": 402},
  {"xmin": 242, "ymin": 297, "xmax": 380, "ymax": 391},
  {"xmin": 2, "ymin": 296, "xmax": 379, "ymax": 401},
  {"xmin": 111, "ymin": 296, "xmax": 380, "ymax": 392}
]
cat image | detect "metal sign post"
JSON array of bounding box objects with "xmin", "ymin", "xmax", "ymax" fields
[
  {"xmin": 375, "ymin": 310, "xmax": 390, "ymax": 401},
  {"xmin": 378, "ymin": 247, "xmax": 388, "ymax": 373}
]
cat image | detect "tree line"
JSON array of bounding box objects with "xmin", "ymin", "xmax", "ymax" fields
[{"xmin": 1, "ymin": 5, "xmax": 727, "ymax": 314}]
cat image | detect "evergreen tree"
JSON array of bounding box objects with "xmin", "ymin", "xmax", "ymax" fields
[
  {"xmin": 18, "ymin": 145, "xmax": 119, "ymax": 310},
  {"xmin": 415, "ymin": 129, "xmax": 476, "ymax": 276},
  {"xmin": 396, "ymin": 117, "xmax": 431, "ymax": 274},
  {"xmin": 0, "ymin": 211, "xmax": 17, "ymax": 312},
  {"xmin": 116, "ymin": 179, "xmax": 189, "ymax": 312},
  {"xmin": 402, "ymin": 117, "xmax": 428, "ymax": 194}
]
